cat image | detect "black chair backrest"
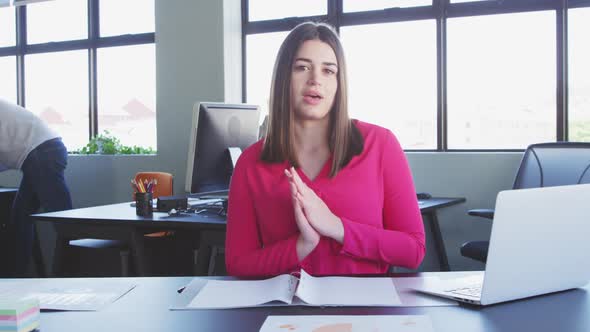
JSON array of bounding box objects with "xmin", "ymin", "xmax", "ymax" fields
[{"xmin": 512, "ymin": 142, "xmax": 590, "ymax": 189}]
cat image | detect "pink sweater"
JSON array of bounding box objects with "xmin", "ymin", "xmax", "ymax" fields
[{"xmin": 225, "ymin": 120, "xmax": 425, "ymax": 277}]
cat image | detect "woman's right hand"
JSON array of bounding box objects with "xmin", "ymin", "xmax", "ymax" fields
[{"xmin": 286, "ymin": 169, "xmax": 319, "ymax": 260}]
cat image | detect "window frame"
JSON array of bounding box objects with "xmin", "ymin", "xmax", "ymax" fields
[
  {"xmin": 0, "ymin": 0, "xmax": 155, "ymax": 148},
  {"xmin": 241, "ymin": 0, "xmax": 590, "ymax": 152}
]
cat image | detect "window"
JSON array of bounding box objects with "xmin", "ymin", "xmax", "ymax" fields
[
  {"xmin": 27, "ymin": 0, "xmax": 87, "ymax": 44},
  {"xmin": 25, "ymin": 50, "xmax": 89, "ymax": 150},
  {"xmin": 100, "ymin": 0, "xmax": 155, "ymax": 37},
  {"xmin": 5, "ymin": 0, "xmax": 156, "ymax": 152},
  {"xmin": 243, "ymin": 0, "xmax": 590, "ymax": 151},
  {"xmin": 343, "ymin": 0, "xmax": 432, "ymax": 12},
  {"xmin": 248, "ymin": 0, "xmax": 326, "ymax": 22},
  {"xmin": 97, "ymin": 44, "xmax": 156, "ymax": 149},
  {"xmin": 0, "ymin": 56, "xmax": 17, "ymax": 103},
  {"xmin": 341, "ymin": 21, "xmax": 437, "ymax": 149},
  {"xmin": 245, "ymin": 31, "xmax": 288, "ymax": 116},
  {"xmin": 0, "ymin": 7, "xmax": 15, "ymax": 47},
  {"xmin": 447, "ymin": 11, "xmax": 556, "ymax": 149},
  {"xmin": 568, "ymin": 7, "xmax": 590, "ymax": 142}
]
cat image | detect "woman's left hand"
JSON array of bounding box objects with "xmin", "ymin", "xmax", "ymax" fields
[{"xmin": 285, "ymin": 167, "xmax": 344, "ymax": 243}]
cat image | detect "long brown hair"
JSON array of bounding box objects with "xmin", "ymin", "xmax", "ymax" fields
[{"xmin": 260, "ymin": 22, "xmax": 363, "ymax": 177}]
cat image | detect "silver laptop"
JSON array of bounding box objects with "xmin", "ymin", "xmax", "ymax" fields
[{"xmin": 413, "ymin": 184, "xmax": 590, "ymax": 306}]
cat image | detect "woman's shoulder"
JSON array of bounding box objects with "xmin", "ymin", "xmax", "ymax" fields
[
  {"xmin": 352, "ymin": 119, "xmax": 397, "ymax": 145},
  {"xmin": 235, "ymin": 139, "xmax": 285, "ymax": 177},
  {"xmin": 238, "ymin": 139, "xmax": 265, "ymax": 165},
  {"xmin": 352, "ymin": 121, "xmax": 405, "ymax": 166}
]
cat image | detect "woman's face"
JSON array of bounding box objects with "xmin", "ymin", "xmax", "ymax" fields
[{"xmin": 290, "ymin": 39, "xmax": 338, "ymax": 122}]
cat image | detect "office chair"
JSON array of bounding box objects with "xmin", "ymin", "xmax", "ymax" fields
[
  {"xmin": 66, "ymin": 172, "xmax": 175, "ymax": 277},
  {"xmin": 461, "ymin": 142, "xmax": 590, "ymax": 263},
  {"xmin": 133, "ymin": 172, "xmax": 174, "ymax": 201}
]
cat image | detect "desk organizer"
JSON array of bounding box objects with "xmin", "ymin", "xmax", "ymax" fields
[{"xmin": 0, "ymin": 298, "xmax": 40, "ymax": 332}]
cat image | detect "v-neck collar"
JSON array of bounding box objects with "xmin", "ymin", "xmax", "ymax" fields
[{"xmin": 295, "ymin": 155, "xmax": 333, "ymax": 184}]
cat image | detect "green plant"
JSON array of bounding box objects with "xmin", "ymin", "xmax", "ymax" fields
[{"xmin": 75, "ymin": 130, "xmax": 155, "ymax": 155}]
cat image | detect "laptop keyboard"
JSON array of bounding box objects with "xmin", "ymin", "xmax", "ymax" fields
[{"xmin": 444, "ymin": 283, "xmax": 482, "ymax": 298}]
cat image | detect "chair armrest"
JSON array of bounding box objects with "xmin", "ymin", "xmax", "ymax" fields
[{"xmin": 467, "ymin": 209, "xmax": 495, "ymax": 220}]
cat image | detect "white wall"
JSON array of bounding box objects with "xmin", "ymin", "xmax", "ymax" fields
[{"xmin": 0, "ymin": 0, "xmax": 524, "ymax": 273}]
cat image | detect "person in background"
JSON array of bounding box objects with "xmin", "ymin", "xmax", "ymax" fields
[
  {"xmin": 225, "ymin": 22, "xmax": 425, "ymax": 278},
  {"xmin": 0, "ymin": 98, "xmax": 72, "ymax": 276}
]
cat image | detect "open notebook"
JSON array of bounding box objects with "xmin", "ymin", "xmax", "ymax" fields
[{"xmin": 181, "ymin": 270, "xmax": 401, "ymax": 309}]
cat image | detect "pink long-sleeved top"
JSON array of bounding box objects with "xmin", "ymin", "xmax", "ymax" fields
[{"xmin": 225, "ymin": 120, "xmax": 425, "ymax": 278}]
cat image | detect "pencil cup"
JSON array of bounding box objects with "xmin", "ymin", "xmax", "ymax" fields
[{"xmin": 135, "ymin": 192, "xmax": 153, "ymax": 216}]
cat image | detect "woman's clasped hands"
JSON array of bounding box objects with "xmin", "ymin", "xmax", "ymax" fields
[{"xmin": 284, "ymin": 167, "xmax": 344, "ymax": 260}]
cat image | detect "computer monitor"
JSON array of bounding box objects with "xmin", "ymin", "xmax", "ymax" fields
[{"xmin": 185, "ymin": 102, "xmax": 260, "ymax": 194}]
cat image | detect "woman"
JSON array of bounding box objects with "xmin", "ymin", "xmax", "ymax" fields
[{"xmin": 225, "ymin": 22, "xmax": 425, "ymax": 277}]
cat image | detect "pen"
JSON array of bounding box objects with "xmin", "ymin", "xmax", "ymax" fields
[
  {"xmin": 177, "ymin": 286, "xmax": 186, "ymax": 293},
  {"xmin": 138, "ymin": 180, "xmax": 146, "ymax": 193}
]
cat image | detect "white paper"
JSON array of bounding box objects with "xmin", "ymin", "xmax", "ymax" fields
[
  {"xmin": 295, "ymin": 270, "xmax": 401, "ymax": 306},
  {"xmin": 260, "ymin": 315, "xmax": 434, "ymax": 332},
  {"xmin": 227, "ymin": 147, "xmax": 242, "ymax": 167},
  {"xmin": 175, "ymin": 273, "xmax": 458, "ymax": 310},
  {"xmin": 188, "ymin": 274, "xmax": 298, "ymax": 309},
  {"xmin": 187, "ymin": 197, "xmax": 224, "ymax": 208},
  {"xmin": 0, "ymin": 280, "xmax": 135, "ymax": 311}
]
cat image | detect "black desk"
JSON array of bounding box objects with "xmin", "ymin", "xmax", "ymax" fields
[
  {"xmin": 0, "ymin": 188, "xmax": 18, "ymax": 276},
  {"xmin": 1, "ymin": 187, "xmax": 50, "ymax": 277},
  {"xmin": 0, "ymin": 188, "xmax": 17, "ymax": 224},
  {"xmin": 22, "ymin": 272, "xmax": 590, "ymax": 332},
  {"xmin": 33, "ymin": 197, "xmax": 464, "ymax": 277},
  {"xmin": 419, "ymin": 197, "xmax": 466, "ymax": 271},
  {"xmin": 33, "ymin": 203, "xmax": 226, "ymax": 277}
]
